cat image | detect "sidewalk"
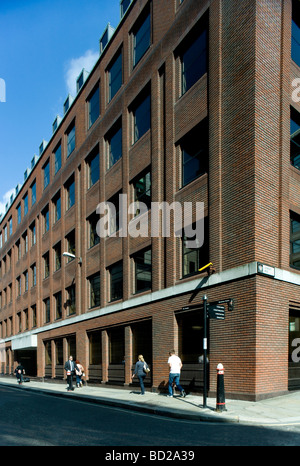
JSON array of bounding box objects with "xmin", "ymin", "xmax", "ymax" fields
[{"xmin": 0, "ymin": 375, "xmax": 300, "ymax": 426}]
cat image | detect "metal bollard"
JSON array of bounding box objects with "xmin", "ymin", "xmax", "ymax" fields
[{"xmin": 216, "ymin": 363, "xmax": 226, "ymax": 412}]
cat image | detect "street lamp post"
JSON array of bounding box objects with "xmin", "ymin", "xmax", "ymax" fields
[
  {"xmin": 203, "ymin": 294, "xmax": 208, "ymax": 408},
  {"xmin": 62, "ymin": 252, "xmax": 82, "ymax": 316}
]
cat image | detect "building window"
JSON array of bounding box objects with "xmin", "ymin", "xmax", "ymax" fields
[
  {"xmin": 132, "ymin": 7, "xmax": 151, "ymax": 67},
  {"xmin": 22, "ymin": 231, "xmax": 28, "ymax": 255},
  {"xmin": 87, "ymin": 150, "xmax": 100, "ymax": 188},
  {"xmin": 133, "ymin": 248, "xmax": 152, "ymax": 293},
  {"xmin": 7, "ymin": 251, "xmax": 11, "ymax": 273},
  {"xmin": 24, "ymin": 309, "xmax": 28, "ymax": 330},
  {"xmin": 66, "ymin": 175, "xmax": 75, "ymax": 210},
  {"xmin": 24, "ymin": 270, "xmax": 28, "ymax": 292},
  {"xmin": 31, "ymin": 263, "xmax": 36, "ymax": 287},
  {"xmin": 109, "ymin": 327, "xmax": 125, "ymax": 364},
  {"xmin": 89, "ymin": 331, "xmax": 102, "ymax": 365},
  {"xmin": 42, "ymin": 205, "xmax": 49, "ymax": 234},
  {"xmin": 32, "ymin": 305, "xmax": 37, "ymax": 328},
  {"xmin": 182, "ymin": 219, "xmax": 209, "ymax": 278},
  {"xmin": 16, "ymin": 240, "xmax": 21, "ymax": 261},
  {"xmin": 88, "ymin": 212, "xmax": 100, "ymax": 248},
  {"xmin": 131, "ymin": 87, "xmax": 151, "ymax": 144},
  {"xmin": 9, "ymin": 217, "xmax": 12, "ymax": 236},
  {"xmin": 17, "ymin": 204, "xmax": 21, "ymax": 225},
  {"xmin": 291, "ymin": 107, "xmax": 300, "ymax": 170},
  {"xmin": 31, "ymin": 180, "xmax": 36, "ymax": 206},
  {"xmin": 53, "ymin": 191, "xmax": 61, "ymax": 223},
  {"xmin": 16, "ymin": 276, "xmax": 21, "ymax": 297},
  {"xmin": 133, "ymin": 171, "xmax": 151, "ymax": 214},
  {"xmin": 180, "ymin": 120, "xmax": 208, "ymax": 187},
  {"xmin": 43, "ymin": 252, "xmax": 50, "ymax": 279},
  {"xmin": 23, "ymin": 193, "xmax": 28, "ymax": 216},
  {"xmin": 8, "ymin": 283, "xmax": 12, "ymax": 303},
  {"xmin": 292, "ymin": 0, "xmax": 300, "ymax": 67},
  {"xmin": 54, "ymin": 242, "xmax": 61, "ymax": 271},
  {"xmin": 54, "ymin": 143, "xmax": 62, "ymax": 175},
  {"xmin": 108, "ymin": 192, "xmax": 121, "ymax": 235},
  {"xmin": 290, "ymin": 212, "xmax": 300, "ymax": 269},
  {"xmin": 180, "ymin": 24, "xmax": 207, "ymax": 95},
  {"xmin": 17, "ymin": 312, "xmax": 22, "ymax": 333},
  {"xmin": 66, "ymin": 284, "xmax": 76, "ymax": 315},
  {"xmin": 108, "ymin": 49, "xmax": 122, "ymax": 101},
  {"xmin": 54, "ymin": 291, "xmax": 62, "ymax": 320},
  {"xmin": 89, "ymin": 273, "xmax": 101, "ymax": 308},
  {"xmin": 121, "ymin": 0, "xmax": 131, "ymax": 17},
  {"xmin": 43, "ymin": 160, "xmax": 50, "ymax": 189},
  {"xmin": 44, "ymin": 297, "xmax": 50, "ymax": 323},
  {"xmin": 109, "ymin": 261, "xmax": 123, "ymax": 301},
  {"xmin": 30, "ymin": 221, "xmax": 36, "ymax": 246},
  {"xmin": 66, "ymin": 230, "xmax": 76, "ymax": 262},
  {"xmin": 45, "ymin": 340, "xmax": 52, "ymax": 365},
  {"xmin": 66, "ymin": 121, "xmax": 76, "ymax": 157},
  {"xmin": 2, "ymin": 288, "xmax": 6, "ymax": 307},
  {"xmin": 107, "ymin": 120, "xmax": 122, "ymax": 169},
  {"xmin": 55, "ymin": 339, "xmax": 64, "ymax": 364},
  {"xmin": 88, "ymin": 84, "xmax": 100, "ymax": 129}
]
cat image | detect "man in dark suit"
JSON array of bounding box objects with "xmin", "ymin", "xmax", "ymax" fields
[{"xmin": 64, "ymin": 355, "xmax": 76, "ymax": 391}]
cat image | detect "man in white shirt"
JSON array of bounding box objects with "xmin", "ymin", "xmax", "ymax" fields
[{"xmin": 167, "ymin": 350, "xmax": 186, "ymax": 397}]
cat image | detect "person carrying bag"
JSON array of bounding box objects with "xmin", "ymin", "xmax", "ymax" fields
[{"xmin": 132, "ymin": 354, "xmax": 150, "ymax": 395}]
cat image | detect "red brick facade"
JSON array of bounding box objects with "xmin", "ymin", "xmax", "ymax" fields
[{"xmin": 0, "ymin": 0, "xmax": 300, "ymax": 401}]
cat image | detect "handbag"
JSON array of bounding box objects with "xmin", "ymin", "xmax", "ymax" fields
[{"xmin": 143, "ymin": 363, "xmax": 150, "ymax": 373}]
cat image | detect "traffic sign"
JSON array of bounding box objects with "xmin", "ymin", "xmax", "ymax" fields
[
  {"xmin": 181, "ymin": 304, "xmax": 202, "ymax": 311},
  {"xmin": 210, "ymin": 298, "xmax": 234, "ymax": 311},
  {"xmin": 207, "ymin": 304, "xmax": 225, "ymax": 320}
]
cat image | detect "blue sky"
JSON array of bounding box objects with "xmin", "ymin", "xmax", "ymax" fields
[{"xmin": 0, "ymin": 0, "xmax": 121, "ymax": 215}]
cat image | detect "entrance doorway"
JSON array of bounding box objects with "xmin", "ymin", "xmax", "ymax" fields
[
  {"xmin": 131, "ymin": 320, "xmax": 152, "ymax": 388},
  {"xmin": 176, "ymin": 309, "xmax": 207, "ymax": 392},
  {"xmin": 14, "ymin": 349, "xmax": 37, "ymax": 376}
]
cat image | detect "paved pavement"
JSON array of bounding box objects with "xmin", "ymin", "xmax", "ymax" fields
[{"xmin": 0, "ymin": 375, "xmax": 300, "ymax": 426}]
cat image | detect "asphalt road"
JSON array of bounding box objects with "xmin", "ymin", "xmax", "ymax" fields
[{"xmin": 0, "ymin": 385, "xmax": 300, "ymax": 448}]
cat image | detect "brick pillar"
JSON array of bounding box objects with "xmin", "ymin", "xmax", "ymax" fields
[
  {"xmin": 152, "ymin": 312, "xmax": 176, "ymax": 391},
  {"xmin": 36, "ymin": 335, "xmax": 45, "ymax": 378},
  {"xmin": 76, "ymin": 329, "xmax": 88, "ymax": 372},
  {"xmin": 51, "ymin": 340, "xmax": 56, "ymax": 378},
  {"xmin": 63, "ymin": 337, "xmax": 68, "ymax": 380},
  {"xmin": 101, "ymin": 330, "xmax": 109, "ymax": 383},
  {"xmin": 124, "ymin": 325, "xmax": 133, "ymax": 385}
]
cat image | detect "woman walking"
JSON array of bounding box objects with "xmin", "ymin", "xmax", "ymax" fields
[
  {"xmin": 132, "ymin": 354, "xmax": 150, "ymax": 395},
  {"xmin": 75, "ymin": 360, "xmax": 84, "ymax": 387}
]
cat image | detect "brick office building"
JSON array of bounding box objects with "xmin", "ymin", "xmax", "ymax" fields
[{"xmin": 0, "ymin": 0, "xmax": 300, "ymax": 400}]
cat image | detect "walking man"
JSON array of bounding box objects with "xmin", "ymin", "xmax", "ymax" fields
[
  {"xmin": 167, "ymin": 350, "xmax": 186, "ymax": 397},
  {"xmin": 64, "ymin": 355, "xmax": 76, "ymax": 391}
]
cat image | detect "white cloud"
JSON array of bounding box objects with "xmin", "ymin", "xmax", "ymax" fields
[
  {"xmin": 0, "ymin": 188, "xmax": 15, "ymax": 217},
  {"xmin": 64, "ymin": 49, "xmax": 99, "ymax": 96}
]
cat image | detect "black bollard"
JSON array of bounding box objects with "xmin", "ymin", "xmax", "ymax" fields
[{"xmin": 216, "ymin": 363, "xmax": 226, "ymax": 412}]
